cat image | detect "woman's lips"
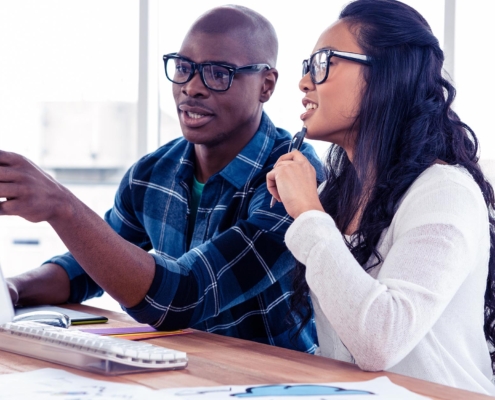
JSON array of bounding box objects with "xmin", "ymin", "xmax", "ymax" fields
[{"xmin": 300, "ymin": 101, "xmax": 318, "ymax": 121}]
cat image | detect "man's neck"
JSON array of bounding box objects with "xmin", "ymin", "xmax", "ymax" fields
[
  {"xmin": 193, "ymin": 140, "xmax": 245, "ymax": 183},
  {"xmin": 193, "ymin": 116, "xmax": 263, "ymax": 183}
]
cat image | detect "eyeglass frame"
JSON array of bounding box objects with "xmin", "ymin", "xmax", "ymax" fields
[
  {"xmin": 163, "ymin": 53, "xmax": 271, "ymax": 92},
  {"xmin": 302, "ymin": 49, "xmax": 372, "ymax": 85}
]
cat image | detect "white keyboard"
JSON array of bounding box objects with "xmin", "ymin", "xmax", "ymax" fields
[{"xmin": 0, "ymin": 321, "xmax": 188, "ymax": 375}]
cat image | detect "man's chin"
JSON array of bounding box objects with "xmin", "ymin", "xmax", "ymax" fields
[{"xmin": 182, "ymin": 130, "xmax": 225, "ymax": 148}]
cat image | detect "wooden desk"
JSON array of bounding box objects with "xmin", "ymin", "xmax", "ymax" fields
[{"xmin": 0, "ymin": 304, "xmax": 492, "ymax": 400}]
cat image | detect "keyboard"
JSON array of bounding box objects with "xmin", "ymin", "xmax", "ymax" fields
[{"xmin": 0, "ymin": 321, "xmax": 188, "ymax": 375}]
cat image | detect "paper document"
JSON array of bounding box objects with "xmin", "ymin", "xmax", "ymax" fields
[
  {"xmin": 79, "ymin": 326, "xmax": 193, "ymax": 340},
  {"xmin": 0, "ymin": 368, "xmax": 430, "ymax": 400},
  {"xmin": 158, "ymin": 377, "xmax": 430, "ymax": 400},
  {"xmin": 0, "ymin": 368, "xmax": 172, "ymax": 400}
]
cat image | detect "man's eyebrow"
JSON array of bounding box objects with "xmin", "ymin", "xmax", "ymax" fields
[
  {"xmin": 175, "ymin": 53, "xmax": 237, "ymax": 67},
  {"xmin": 205, "ymin": 60, "xmax": 237, "ymax": 66}
]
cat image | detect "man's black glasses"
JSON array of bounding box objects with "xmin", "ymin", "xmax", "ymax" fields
[
  {"xmin": 302, "ymin": 49, "xmax": 371, "ymax": 85},
  {"xmin": 163, "ymin": 53, "xmax": 271, "ymax": 92}
]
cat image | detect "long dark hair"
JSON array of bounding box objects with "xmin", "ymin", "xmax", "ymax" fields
[{"xmin": 290, "ymin": 0, "xmax": 495, "ymax": 366}]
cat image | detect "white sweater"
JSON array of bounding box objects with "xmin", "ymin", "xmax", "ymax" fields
[{"xmin": 285, "ymin": 165, "xmax": 495, "ymax": 395}]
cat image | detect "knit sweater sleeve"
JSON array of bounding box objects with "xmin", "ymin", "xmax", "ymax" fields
[{"xmin": 285, "ymin": 166, "xmax": 490, "ymax": 371}]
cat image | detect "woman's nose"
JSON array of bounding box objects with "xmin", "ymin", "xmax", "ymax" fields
[{"xmin": 299, "ymin": 72, "xmax": 314, "ymax": 93}]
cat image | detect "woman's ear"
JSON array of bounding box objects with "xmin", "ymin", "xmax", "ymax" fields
[{"xmin": 259, "ymin": 68, "xmax": 278, "ymax": 103}]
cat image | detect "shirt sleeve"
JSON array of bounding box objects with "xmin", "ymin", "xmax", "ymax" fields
[
  {"xmin": 285, "ymin": 167, "xmax": 490, "ymax": 371},
  {"xmin": 122, "ymin": 179, "xmax": 295, "ymax": 330}
]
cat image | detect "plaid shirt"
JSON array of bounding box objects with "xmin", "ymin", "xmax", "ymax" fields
[{"xmin": 49, "ymin": 113, "xmax": 323, "ymax": 353}]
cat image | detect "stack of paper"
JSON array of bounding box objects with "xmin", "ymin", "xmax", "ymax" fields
[{"xmin": 78, "ymin": 326, "xmax": 193, "ymax": 340}]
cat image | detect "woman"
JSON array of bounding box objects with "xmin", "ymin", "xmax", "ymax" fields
[{"xmin": 267, "ymin": 0, "xmax": 495, "ymax": 394}]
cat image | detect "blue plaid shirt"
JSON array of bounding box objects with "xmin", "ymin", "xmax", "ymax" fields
[{"xmin": 49, "ymin": 113, "xmax": 323, "ymax": 353}]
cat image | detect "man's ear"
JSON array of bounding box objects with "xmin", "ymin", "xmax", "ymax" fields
[{"xmin": 259, "ymin": 68, "xmax": 278, "ymax": 103}]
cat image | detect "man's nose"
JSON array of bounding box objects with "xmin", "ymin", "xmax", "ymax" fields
[{"xmin": 181, "ymin": 70, "xmax": 210, "ymax": 98}]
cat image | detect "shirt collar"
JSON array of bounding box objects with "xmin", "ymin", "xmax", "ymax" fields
[
  {"xmin": 177, "ymin": 112, "xmax": 277, "ymax": 190},
  {"xmin": 219, "ymin": 112, "xmax": 277, "ymax": 189},
  {"xmin": 177, "ymin": 142, "xmax": 196, "ymax": 184}
]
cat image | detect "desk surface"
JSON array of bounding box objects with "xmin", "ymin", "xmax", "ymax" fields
[{"xmin": 0, "ymin": 304, "xmax": 492, "ymax": 400}]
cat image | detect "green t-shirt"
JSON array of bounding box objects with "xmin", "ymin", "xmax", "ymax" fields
[{"xmin": 187, "ymin": 176, "xmax": 205, "ymax": 248}]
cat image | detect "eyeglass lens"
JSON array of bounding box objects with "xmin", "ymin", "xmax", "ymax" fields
[
  {"xmin": 310, "ymin": 52, "xmax": 329, "ymax": 84},
  {"xmin": 165, "ymin": 58, "xmax": 232, "ymax": 91}
]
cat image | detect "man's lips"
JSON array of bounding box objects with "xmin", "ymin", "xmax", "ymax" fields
[
  {"xmin": 178, "ymin": 104, "xmax": 214, "ymax": 115},
  {"xmin": 178, "ymin": 103, "xmax": 215, "ymax": 128}
]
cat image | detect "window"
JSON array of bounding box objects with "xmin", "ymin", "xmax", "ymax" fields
[{"xmin": 0, "ymin": 0, "xmax": 138, "ymax": 312}]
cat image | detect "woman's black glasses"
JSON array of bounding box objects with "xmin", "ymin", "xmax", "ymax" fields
[
  {"xmin": 302, "ymin": 49, "xmax": 371, "ymax": 85},
  {"xmin": 163, "ymin": 53, "xmax": 271, "ymax": 92}
]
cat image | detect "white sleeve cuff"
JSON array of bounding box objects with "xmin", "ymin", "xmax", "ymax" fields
[{"xmin": 285, "ymin": 210, "xmax": 340, "ymax": 264}]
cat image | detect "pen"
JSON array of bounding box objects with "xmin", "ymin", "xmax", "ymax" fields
[{"xmin": 270, "ymin": 126, "xmax": 307, "ymax": 208}]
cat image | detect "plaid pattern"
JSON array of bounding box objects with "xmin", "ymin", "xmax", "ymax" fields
[{"xmin": 49, "ymin": 113, "xmax": 323, "ymax": 353}]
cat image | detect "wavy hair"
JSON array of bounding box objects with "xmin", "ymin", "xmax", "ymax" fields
[{"xmin": 290, "ymin": 0, "xmax": 495, "ymax": 366}]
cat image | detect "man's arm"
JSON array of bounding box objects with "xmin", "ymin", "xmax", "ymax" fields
[
  {"xmin": 7, "ymin": 263, "xmax": 70, "ymax": 306},
  {"xmin": 1, "ymin": 140, "xmax": 322, "ymax": 327},
  {"xmin": 0, "ymin": 150, "xmax": 155, "ymax": 308}
]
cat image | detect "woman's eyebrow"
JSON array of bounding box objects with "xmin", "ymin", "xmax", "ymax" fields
[{"xmin": 318, "ymin": 46, "xmax": 338, "ymax": 51}]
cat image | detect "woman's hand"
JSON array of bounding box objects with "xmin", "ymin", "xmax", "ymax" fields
[{"xmin": 266, "ymin": 150, "xmax": 324, "ymax": 219}]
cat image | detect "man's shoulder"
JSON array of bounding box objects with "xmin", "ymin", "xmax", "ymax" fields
[
  {"xmin": 124, "ymin": 137, "xmax": 190, "ymax": 181},
  {"xmin": 139, "ymin": 137, "xmax": 188, "ymax": 164},
  {"xmin": 129, "ymin": 137, "xmax": 190, "ymax": 177}
]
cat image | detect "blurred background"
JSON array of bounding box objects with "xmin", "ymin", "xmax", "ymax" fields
[{"xmin": 0, "ymin": 0, "xmax": 493, "ymax": 312}]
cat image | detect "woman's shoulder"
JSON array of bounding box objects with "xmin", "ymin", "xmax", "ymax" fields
[
  {"xmin": 415, "ymin": 163, "xmax": 479, "ymax": 188},
  {"xmin": 393, "ymin": 164, "xmax": 488, "ymax": 232},
  {"xmin": 405, "ymin": 164, "xmax": 483, "ymax": 201}
]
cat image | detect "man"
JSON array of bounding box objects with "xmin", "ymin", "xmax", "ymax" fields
[{"xmin": 0, "ymin": 6, "xmax": 322, "ymax": 352}]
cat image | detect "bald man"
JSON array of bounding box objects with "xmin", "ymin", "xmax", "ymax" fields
[{"xmin": 1, "ymin": 6, "xmax": 322, "ymax": 352}]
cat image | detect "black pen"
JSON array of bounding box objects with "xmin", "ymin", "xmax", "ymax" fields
[{"xmin": 270, "ymin": 126, "xmax": 307, "ymax": 208}]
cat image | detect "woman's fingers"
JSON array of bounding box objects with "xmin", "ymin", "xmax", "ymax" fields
[
  {"xmin": 266, "ymin": 169, "xmax": 281, "ymax": 202},
  {"xmin": 273, "ymin": 150, "xmax": 306, "ymax": 169},
  {"xmin": 266, "ymin": 150, "xmax": 322, "ymax": 218}
]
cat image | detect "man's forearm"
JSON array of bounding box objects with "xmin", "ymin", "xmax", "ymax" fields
[
  {"xmin": 7, "ymin": 263, "xmax": 70, "ymax": 306},
  {"xmin": 0, "ymin": 149, "xmax": 155, "ymax": 309},
  {"xmin": 48, "ymin": 195, "xmax": 155, "ymax": 308}
]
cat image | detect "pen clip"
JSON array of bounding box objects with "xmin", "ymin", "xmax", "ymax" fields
[{"xmin": 288, "ymin": 126, "xmax": 307, "ymax": 152}]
